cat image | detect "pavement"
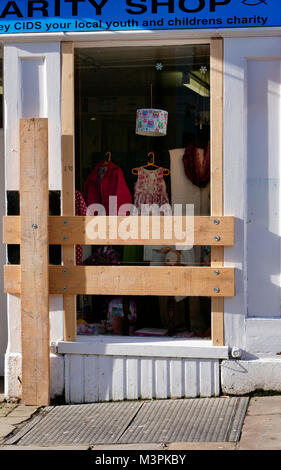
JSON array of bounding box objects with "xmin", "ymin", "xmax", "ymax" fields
[{"xmin": 0, "ymin": 377, "xmax": 281, "ymax": 451}]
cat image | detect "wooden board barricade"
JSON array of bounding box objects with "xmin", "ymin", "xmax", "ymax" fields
[
  {"xmin": 3, "ymin": 215, "xmax": 234, "ymax": 247},
  {"xmin": 4, "ymin": 264, "xmax": 235, "ymax": 298},
  {"xmin": 20, "ymin": 118, "xmax": 50, "ymax": 406},
  {"xmin": 211, "ymin": 38, "xmax": 225, "ymax": 346},
  {"xmin": 61, "ymin": 41, "xmax": 76, "ymax": 342}
]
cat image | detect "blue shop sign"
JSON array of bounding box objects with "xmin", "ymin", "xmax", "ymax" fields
[{"xmin": 0, "ymin": 0, "xmax": 279, "ymax": 34}]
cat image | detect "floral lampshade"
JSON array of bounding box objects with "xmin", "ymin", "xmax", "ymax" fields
[{"xmin": 136, "ymin": 108, "xmax": 168, "ymax": 136}]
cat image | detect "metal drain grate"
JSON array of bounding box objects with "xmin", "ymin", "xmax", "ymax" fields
[
  {"xmin": 4, "ymin": 397, "xmax": 249, "ymax": 446},
  {"xmin": 119, "ymin": 397, "xmax": 249, "ymax": 443},
  {"xmin": 5, "ymin": 401, "xmax": 143, "ymax": 446}
]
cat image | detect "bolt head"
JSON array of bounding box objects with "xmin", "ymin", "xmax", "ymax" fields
[
  {"xmin": 214, "ymin": 235, "xmax": 221, "ymax": 242},
  {"xmin": 213, "ymin": 287, "xmax": 220, "ymax": 293},
  {"xmin": 231, "ymin": 347, "xmax": 242, "ymax": 359},
  {"xmin": 213, "ymin": 219, "xmax": 220, "ymax": 225}
]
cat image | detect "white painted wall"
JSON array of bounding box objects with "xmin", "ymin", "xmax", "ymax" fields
[
  {"xmin": 4, "ymin": 42, "xmax": 64, "ymax": 399},
  {"xmin": 0, "ymin": 128, "xmax": 7, "ymax": 377},
  {"xmin": 4, "ymin": 43, "xmax": 62, "ymax": 191},
  {"xmin": 247, "ymin": 59, "xmax": 281, "ymax": 318},
  {"xmin": 224, "ymin": 37, "xmax": 281, "ymax": 357}
]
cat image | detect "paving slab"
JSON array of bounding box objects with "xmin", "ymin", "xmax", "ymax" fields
[
  {"xmin": 91, "ymin": 443, "xmax": 166, "ymax": 451},
  {"xmin": 0, "ymin": 416, "xmax": 34, "ymax": 426},
  {"xmin": 246, "ymin": 396, "xmax": 281, "ymax": 416},
  {"xmin": 168, "ymin": 442, "xmax": 237, "ymax": 450},
  {"xmin": 238, "ymin": 415, "xmax": 281, "ymax": 450},
  {"xmin": 91, "ymin": 442, "xmax": 237, "ymax": 451},
  {"xmin": 0, "ymin": 404, "xmax": 18, "ymax": 417},
  {"xmin": 0, "ymin": 445, "xmax": 91, "ymax": 450},
  {"xmin": 8, "ymin": 406, "xmax": 39, "ymax": 418},
  {"xmin": 0, "ymin": 423, "xmax": 16, "ymax": 439}
]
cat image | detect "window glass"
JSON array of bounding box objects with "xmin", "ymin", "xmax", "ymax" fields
[{"xmin": 75, "ymin": 44, "xmax": 211, "ymax": 339}]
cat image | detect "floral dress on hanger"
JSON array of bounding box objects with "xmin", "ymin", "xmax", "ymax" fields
[
  {"xmin": 134, "ymin": 167, "xmax": 169, "ymax": 212},
  {"xmin": 134, "ymin": 167, "xmax": 169, "ymax": 263}
]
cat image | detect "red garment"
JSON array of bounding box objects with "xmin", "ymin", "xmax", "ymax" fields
[
  {"xmin": 182, "ymin": 141, "xmax": 210, "ymax": 188},
  {"xmin": 75, "ymin": 190, "xmax": 87, "ymax": 265},
  {"xmin": 83, "ymin": 161, "xmax": 132, "ymax": 215}
]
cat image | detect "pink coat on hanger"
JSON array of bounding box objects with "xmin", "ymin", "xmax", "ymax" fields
[{"xmin": 83, "ymin": 160, "xmax": 132, "ymax": 215}]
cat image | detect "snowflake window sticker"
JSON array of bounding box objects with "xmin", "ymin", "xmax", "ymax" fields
[
  {"xmin": 155, "ymin": 62, "xmax": 163, "ymax": 71},
  {"xmin": 199, "ymin": 66, "xmax": 208, "ymax": 75}
]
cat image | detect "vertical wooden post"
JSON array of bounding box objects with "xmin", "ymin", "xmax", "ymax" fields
[
  {"xmin": 20, "ymin": 118, "xmax": 50, "ymax": 406},
  {"xmin": 210, "ymin": 38, "xmax": 224, "ymax": 346},
  {"xmin": 61, "ymin": 41, "xmax": 76, "ymax": 341}
]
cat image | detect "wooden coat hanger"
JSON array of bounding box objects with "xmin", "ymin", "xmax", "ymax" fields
[{"xmin": 132, "ymin": 152, "xmax": 170, "ymax": 175}]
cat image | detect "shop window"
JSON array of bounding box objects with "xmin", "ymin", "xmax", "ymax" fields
[{"xmin": 75, "ymin": 44, "xmax": 211, "ymax": 339}]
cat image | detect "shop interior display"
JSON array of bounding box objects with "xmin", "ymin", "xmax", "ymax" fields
[{"xmin": 75, "ymin": 44, "xmax": 211, "ymax": 339}]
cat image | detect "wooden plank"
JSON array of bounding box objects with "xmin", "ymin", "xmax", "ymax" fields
[
  {"xmin": 140, "ymin": 359, "xmax": 153, "ymax": 400},
  {"xmin": 4, "ymin": 265, "xmax": 235, "ymax": 297},
  {"xmin": 98, "ymin": 356, "xmax": 113, "ymax": 401},
  {"xmin": 61, "ymin": 41, "xmax": 76, "ymax": 342},
  {"xmin": 155, "ymin": 359, "xmax": 168, "ymax": 399},
  {"xmin": 84, "ymin": 355, "xmax": 99, "ymax": 403},
  {"xmin": 184, "ymin": 360, "xmax": 199, "ymax": 398},
  {"xmin": 126, "ymin": 358, "xmax": 139, "ymax": 400},
  {"xmin": 211, "ymin": 38, "xmax": 225, "ymax": 346},
  {"xmin": 68, "ymin": 355, "xmax": 84, "ymax": 404},
  {"xmin": 112, "ymin": 357, "xmax": 126, "ymax": 401},
  {"xmin": 2, "ymin": 216, "xmax": 20, "ymax": 244},
  {"xmin": 20, "ymin": 118, "xmax": 50, "ymax": 406},
  {"xmin": 3, "ymin": 215, "xmax": 235, "ymax": 246},
  {"xmin": 170, "ymin": 359, "xmax": 183, "ymax": 398}
]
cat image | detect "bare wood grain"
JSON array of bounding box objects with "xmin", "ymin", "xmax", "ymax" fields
[
  {"xmin": 20, "ymin": 118, "xmax": 50, "ymax": 406},
  {"xmin": 211, "ymin": 38, "xmax": 225, "ymax": 346},
  {"xmin": 5, "ymin": 265, "xmax": 235, "ymax": 298},
  {"xmin": 61, "ymin": 41, "xmax": 76, "ymax": 342}
]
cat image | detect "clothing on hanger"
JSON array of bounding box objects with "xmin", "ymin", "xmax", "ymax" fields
[
  {"xmin": 83, "ymin": 160, "xmax": 132, "ymax": 215},
  {"xmin": 75, "ymin": 190, "xmax": 87, "ymax": 265},
  {"xmin": 135, "ymin": 166, "xmax": 170, "ymax": 261},
  {"xmin": 134, "ymin": 166, "xmax": 169, "ymax": 214},
  {"xmin": 182, "ymin": 141, "xmax": 210, "ymax": 188}
]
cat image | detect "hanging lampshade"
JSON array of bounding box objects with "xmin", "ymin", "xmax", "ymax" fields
[
  {"xmin": 136, "ymin": 83, "xmax": 168, "ymax": 136},
  {"xmin": 136, "ymin": 108, "xmax": 168, "ymax": 136}
]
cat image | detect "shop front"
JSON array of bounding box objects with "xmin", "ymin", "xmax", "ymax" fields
[{"xmin": 2, "ymin": 1, "xmax": 281, "ymax": 405}]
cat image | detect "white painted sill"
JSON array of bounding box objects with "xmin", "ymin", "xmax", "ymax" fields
[{"xmin": 56, "ymin": 335, "xmax": 228, "ymax": 359}]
